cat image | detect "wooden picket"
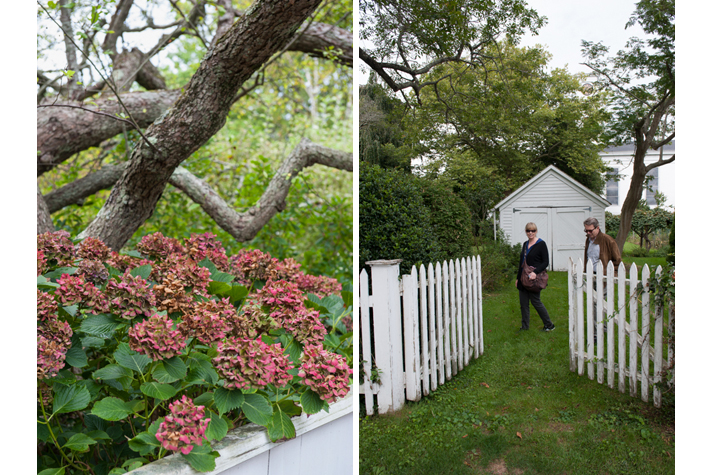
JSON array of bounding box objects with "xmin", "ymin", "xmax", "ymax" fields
[
  {"xmin": 359, "ymin": 256, "xmax": 485, "ymax": 415},
  {"xmin": 568, "ymin": 258, "xmax": 673, "ymax": 407}
]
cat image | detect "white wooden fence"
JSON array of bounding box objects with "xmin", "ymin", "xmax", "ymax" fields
[
  {"xmin": 568, "ymin": 258, "xmax": 674, "ymax": 407},
  {"xmin": 359, "ymin": 257, "xmax": 484, "ymax": 415}
]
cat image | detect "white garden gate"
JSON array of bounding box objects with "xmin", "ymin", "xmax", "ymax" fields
[
  {"xmin": 359, "ymin": 257, "xmax": 484, "ymax": 415},
  {"xmin": 568, "ymin": 258, "xmax": 674, "ymax": 407}
]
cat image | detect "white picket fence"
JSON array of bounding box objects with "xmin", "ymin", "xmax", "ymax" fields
[
  {"xmin": 359, "ymin": 256, "xmax": 484, "ymax": 415},
  {"xmin": 568, "ymin": 258, "xmax": 674, "ymax": 407}
]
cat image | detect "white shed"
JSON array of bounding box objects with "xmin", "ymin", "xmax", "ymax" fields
[{"xmin": 493, "ymin": 165, "xmax": 611, "ymax": 271}]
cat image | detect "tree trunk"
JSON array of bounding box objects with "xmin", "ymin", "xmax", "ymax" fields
[
  {"xmin": 79, "ymin": 0, "xmax": 322, "ymax": 250},
  {"xmin": 37, "ymin": 186, "xmax": 55, "ymax": 234}
]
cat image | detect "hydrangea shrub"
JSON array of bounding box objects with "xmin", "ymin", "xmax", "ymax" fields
[{"xmin": 37, "ymin": 231, "xmax": 353, "ymax": 474}]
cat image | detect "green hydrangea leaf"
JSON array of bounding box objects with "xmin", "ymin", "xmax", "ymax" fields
[
  {"xmin": 93, "ymin": 364, "xmax": 133, "ymax": 381},
  {"xmin": 114, "ymin": 343, "xmax": 151, "ymax": 373},
  {"xmin": 267, "ymin": 404, "xmax": 296, "ymax": 442},
  {"xmin": 181, "ymin": 443, "xmax": 220, "ymax": 472},
  {"xmin": 63, "ymin": 433, "xmax": 97, "ymax": 452},
  {"xmin": 204, "ymin": 410, "xmax": 228, "ymax": 442},
  {"xmin": 213, "ymin": 387, "xmax": 244, "ymax": 415},
  {"xmin": 300, "ymin": 389, "xmax": 324, "ymax": 415},
  {"xmin": 241, "ymin": 393, "xmax": 273, "ymax": 427},
  {"xmin": 65, "ymin": 345, "xmax": 88, "ymax": 368},
  {"xmin": 129, "ymin": 264, "xmax": 152, "ymax": 279},
  {"xmin": 91, "ymin": 397, "xmax": 132, "ymax": 421},
  {"xmin": 128, "ymin": 431, "xmax": 161, "ymax": 456},
  {"xmin": 53, "ymin": 384, "xmax": 91, "ymax": 414},
  {"xmin": 140, "ymin": 382, "xmax": 178, "ymax": 401}
]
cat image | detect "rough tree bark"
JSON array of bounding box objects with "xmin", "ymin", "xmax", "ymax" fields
[{"xmin": 77, "ymin": 0, "xmax": 323, "ymax": 250}]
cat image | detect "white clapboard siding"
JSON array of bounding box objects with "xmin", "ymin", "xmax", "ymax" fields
[
  {"xmin": 568, "ymin": 258, "xmax": 673, "ymax": 408},
  {"xmin": 359, "ymin": 256, "xmax": 485, "ymax": 415}
]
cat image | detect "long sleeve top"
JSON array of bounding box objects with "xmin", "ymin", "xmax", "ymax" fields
[{"xmin": 516, "ymin": 239, "xmax": 549, "ymax": 291}]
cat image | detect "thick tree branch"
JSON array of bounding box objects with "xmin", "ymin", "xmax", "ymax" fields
[
  {"xmin": 43, "ymin": 138, "xmax": 352, "ymax": 219},
  {"xmin": 169, "ymin": 138, "xmax": 352, "ymax": 241},
  {"xmin": 79, "ymin": 0, "xmax": 323, "ymax": 250},
  {"xmin": 289, "ymin": 21, "xmax": 353, "ymax": 67},
  {"xmin": 210, "ymin": 0, "xmax": 236, "ymax": 48},
  {"xmin": 44, "ymin": 164, "xmax": 127, "ymax": 213},
  {"xmin": 645, "ymin": 154, "xmax": 675, "ymax": 173},
  {"xmin": 37, "ymin": 90, "xmax": 180, "ymax": 176}
]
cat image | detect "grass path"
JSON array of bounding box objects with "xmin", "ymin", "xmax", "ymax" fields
[{"xmin": 359, "ymin": 271, "xmax": 674, "ymax": 475}]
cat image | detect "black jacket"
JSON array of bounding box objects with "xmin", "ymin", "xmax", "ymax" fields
[{"xmin": 516, "ymin": 239, "xmax": 549, "ymax": 291}]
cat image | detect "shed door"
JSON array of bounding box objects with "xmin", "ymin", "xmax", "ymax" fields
[
  {"xmin": 513, "ymin": 208, "xmax": 552, "ymax": 269},
  {"xmin": 551, "ymin": 207, "xmax": 590, "ymax": 271}
]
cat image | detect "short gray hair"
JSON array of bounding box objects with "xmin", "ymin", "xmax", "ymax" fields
[{"xmin": 583, "ymin": 217, "xmax": 599, "ymax": 227}]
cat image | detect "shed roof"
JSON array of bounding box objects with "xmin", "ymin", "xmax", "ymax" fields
[{"xmin": 494, "ymin": 165, "xmax": 610, "ymax": 210}]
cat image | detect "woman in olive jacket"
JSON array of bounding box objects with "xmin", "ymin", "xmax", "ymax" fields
[{"xmin": 515, "ymin": 222, "xmax": 555, "ymax": 331}]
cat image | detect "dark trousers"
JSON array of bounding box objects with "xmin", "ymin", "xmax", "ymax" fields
[{"xmin": 519, "ymin": 288, "xmax": 553, "ymax": 330}]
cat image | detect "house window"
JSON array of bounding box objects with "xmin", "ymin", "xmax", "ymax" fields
[
  {"xmin": 646, "ymin": 167, "xmax": 659, "ymax": 205},
  {"xmin": 606, "ymin": 168, "xmax": 619, "ymax": 205}
]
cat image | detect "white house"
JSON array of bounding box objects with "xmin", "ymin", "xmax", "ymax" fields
[
  {"xmin": 493, "ymin": 165, "xmax": 610, "ymax": 271},
  {"xmin": 601, "ymin": 142, "xmax": 675, "ymax": 214}
]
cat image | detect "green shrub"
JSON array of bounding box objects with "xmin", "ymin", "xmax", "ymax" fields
[
  {"xmin": 627, "ymin": 246, "xmax": 650, "ymax": 257},
  {"xmin": 478, "ymin": 237, "xmax": 522, "ymax": 291},
  {"xmin": 416, "ymin": 179, "xmax": 476, "ymax": 262},
  {"xmin": 359, "ymin": 162, "xmax": 442, "ymax": 273}
]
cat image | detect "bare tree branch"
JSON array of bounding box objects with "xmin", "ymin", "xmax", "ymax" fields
[
  {"xmin": 169, "ymin": 138, "xmax": 352, "ymax": 241},
  {"xmin": 102, "ymin": 0, "xmax": 135, "ymax": 55},
  {"xmin": 59, "ymin": 0, "xmax": 79, "ymax": 96}
]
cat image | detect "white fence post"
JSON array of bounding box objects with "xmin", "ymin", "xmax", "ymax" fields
[
  {"xmin": 436, "ymin": 262, "xmax": 445, "ymax": 385},
  {"xmin": 641, "ymin": 264, "xmax": 650, "ymax": 403},
  {"xmin": 476, "ymin": 256, "xmax": 484, "ymax": 355},
  {"xmin": 617, "ymin": 262, "xmax": 627, "ymax": 394},
  {"xmin": 629, "ymin": 263, "xmax": 639, "ymax": 398},
  {"xmin": 568, "ymin": 258, "xmax": 575, "ymax": 371},
  {"xmin": 653, "ymin": 265, "xmax": 664, "ymax": 408},
  {"xmin": 427, "ymin": 263, "xmax": 437, "ymax": 392},
  {"xmin": 367, "ymin": 259, "xmax": 405, "ymax": 413},
  {"xmin": 606, "ymin": 260, "xmax": 615, "ymax": 389},
  {"xmin": 418, "ymin": 264, "xmax": 430, "ymax": 397},
  {"xmin": 402, "ymin": 266, "xmax": 420, "ymax": 402}
]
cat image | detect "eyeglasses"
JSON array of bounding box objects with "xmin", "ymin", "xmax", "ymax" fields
[
  {"xmin": 525, "ymin": 230, "xmax": 536, "ymax": 233},
  {"xmin": 584, "ymin": 228, "xmax": 596, "ymax": 234}
]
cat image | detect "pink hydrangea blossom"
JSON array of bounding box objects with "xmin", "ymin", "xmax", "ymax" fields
[
  {"xmin": 37, "ymin": 230, "xmax": 76, "ymax": 268},
  {"xmin": 37, "ymin": 289, "xmax": 58, "ymax": 322},
  {"xmin": 106, "ymin": 272, "xmax": 157, "ymax": 319},
  {"xmin": 77, "ymin": 259, "xmax": 110, "ymax": 285},
  {"xmin": 77, "ymin": 236, "xmax": 111, "ymax": 261},
  {"xmin": 56, "ymin": 274, "xmax": 109, "ymax": 314},
  {"xmin": 185, "ymin": 233, "xmax": 229, "ymax": 271},
  {"xmin": 155, "ymin": 396, "xmax": 210, "ymax": 455},
  {"xmin": 213, "ymin": 337, "xmax": 294, "ymax": 390},
  {"xmin": 136, "ymin": 232, "xmax": 184, "ymax": 260},
  {"xmin": 298, "ymin": 344, "xmax": 352, "ymax": 404},
  {"xmin": 106, "ymin": 251, "xmax": 144, "ymax": 273},
  {"xmin": 38, "ymin": 250, "xmax": 47, "ymax": 276},
  {"xmin": 255, "ymin": 280, "xmax": 326, "ymax": 344},
  {"xmin": 228, "ymin": 300, "xmax": 278, "ymax": 339},
  {"xmin": 293, "ymin": 273, "xmax": 342, "ymax": 298},
  {"xmin": 178, "ymin": 299, "xmax": 232, "ymax": 345},
  {"xmin": 37, "ymin": 318, "xmax": 73, "ymax": 380},
  {"xmin": 128, "ymin": 314, "xmax": 186, "ymax": 361},
  {"xmin": 151, "ymin": 254, "xmax": 211, "ymax": 297}
]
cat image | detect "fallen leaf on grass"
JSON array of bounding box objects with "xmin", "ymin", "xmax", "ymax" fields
[
  {"xmin": 535, "ymin": 408, "xmax": 539, "ymax": 412},
  {"xmin": 462, "ymin": 434, "xmax": 468, "ymax": 438},
  {"xmin": 480, "ymin": 382, "xmax": 490, "ymax": 388},
  {"xmin": 487, "ymin": 329, "xmax": 492, "ymax": 332},
  {"xmin": 516, "ymin": 432, "xmax": 523, "ymax": 439}
]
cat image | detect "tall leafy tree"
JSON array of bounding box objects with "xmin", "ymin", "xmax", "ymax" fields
[
  {"xmin": 408, "ymin": 42, "xmax": 609, "ymax": 223},
  {"xmin": 37, "ymin": 0, "xmax": 353, "ymax": 252},
  {"xmin": 582, "ymin": 0, "xmax": 674, "ymax": 252},
  {"xmin": 359, "ymin": 0, "xmax": 545, "ymax": 102}
]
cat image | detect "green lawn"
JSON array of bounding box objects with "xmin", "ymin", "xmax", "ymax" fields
[{"xmin": 359, "ymin": 271, "xmax": 674, "ymax": 475}]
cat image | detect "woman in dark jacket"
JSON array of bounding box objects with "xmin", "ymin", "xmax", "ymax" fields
[{"xmin": 515, "ymin": 222, "xmax": 555, "ymax": 332}]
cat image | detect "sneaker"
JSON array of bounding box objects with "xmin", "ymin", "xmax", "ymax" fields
[{"xmin": 543, "ymin": 324, "xmax": 556, "ymax": 332}]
